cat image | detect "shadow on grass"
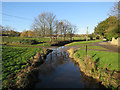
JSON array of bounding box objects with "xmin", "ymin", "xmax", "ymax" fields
[
  {"xmin": 95, "ymin": 57, "xmax": 100, "ymax": 63},
  {"xmin": 32, "ymin": 42, "xmax": 46, "ymax": 45},
  {"xmin": 92, "ymin": 54, "xmax": 96, "ymax": 58}
]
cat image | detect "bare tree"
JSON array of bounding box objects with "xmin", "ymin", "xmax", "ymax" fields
[
  {"xmin": 31, "ymin": 12, "xmax": 56, "ymax": 43},
  {"xmin": 31, "ymin": 12, "xmax": 77, "ymax": 42},
  {"xmin": 1, "ymin": 25, "xmax": 17, "ymax": 36},
  {"xmin": 108, "ymin": 2, "xmax": 120, "ymax": 18},
  {"xmin": 58, "ymin": 21, "xmax": 64, "ymax": 40},
  {"xmin": 60, "ymin": 20, "xmax": 74, "ymax": 41},
  {"xmin": 54, "ymin": 20, "xmax": 60, "ymax": 40},
  {"xmin": 32, "ymin": 26, "xmax": 41, "ymax": 37},
  {"xmin": 31, "ymin": 12, "xmax": 47, "ymax": 45},
  {"xmin": 45, "ymin": 12, "xmax": 56, "ymax": 42},
  {"xmin": 69, "ymin": 25, "xmax": 77, "ymax": 41}
]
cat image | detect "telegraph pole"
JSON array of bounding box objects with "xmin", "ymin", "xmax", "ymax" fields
[
  {"xmin": 86, "ymin": 27, "xmax": 88, "ymax": 41},
  {"xmin": 86, "ymin": 27, "xmax": 88, "ymax": 56}
]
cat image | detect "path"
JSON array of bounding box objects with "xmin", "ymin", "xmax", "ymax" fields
[
  {"xmin": 59, "ymin": 41, "xmax": 120, "ymax": 53},
  {"xmin": 93, "ymin": 41, "xmax": 120, "ymax": 53},
  {"xmin": 2, "ymin": 41, "xmax": 120, "ymax": 53}
]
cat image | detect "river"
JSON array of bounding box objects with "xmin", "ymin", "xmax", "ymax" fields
[{"xmin": 34, "ymin": 46, "xmax": 102, "ymax": 88}]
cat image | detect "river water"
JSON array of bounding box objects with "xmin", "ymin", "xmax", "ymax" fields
[{"xmin": 34, "ymin": 46, "xmax": 102, "ymax": 88}]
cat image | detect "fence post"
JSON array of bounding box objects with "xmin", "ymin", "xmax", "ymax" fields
[{"xmin": 86, "ymin": 45, "xmax": 87, "ymax": 56}]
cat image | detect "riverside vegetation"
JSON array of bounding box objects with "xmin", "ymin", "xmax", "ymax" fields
[
  {"xmin": 68, "ymin": 47, "xmax": 119, "ymax": 89},
  {"xmin": 2, "ymin": 46, "xmax": 52, "ymax": 89},
  {"xmin": 1, "ymin": 36, "xmax": 92, "ymax": 89},
  {"xmin": 1, "ymin": 3, "xmax": 120, "ymax": 89},
  {"xmin": 2, "ymin": 36, "xmax": 89, "ymax": 47}
]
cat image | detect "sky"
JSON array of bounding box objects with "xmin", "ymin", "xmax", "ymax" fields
[{"xmin": 2, "ymin": 2, "xmax": 115, "ymax": 34}]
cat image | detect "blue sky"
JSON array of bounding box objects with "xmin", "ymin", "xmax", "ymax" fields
[{"xmin": 2, "ymin": 2, "xmax": 114, "ymax": 34}]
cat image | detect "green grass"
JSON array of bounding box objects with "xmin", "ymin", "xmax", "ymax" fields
[
  {"xmin": 2, "ymin": 36, "xmax": 85, "ymax": 43},
  {"xmin": 75, "ymin": 49, "xmax": 119, "ymax": 71},
  {"xmin": 2, "ymin": 36, "xmax": 94, "ymax": 44},
  {"xmin": 78, "ymin": 46, "xmax": 108, "ymax": 50},
  {"xmin": 66, "ymin": 40, "xmax": 104, "ymax": 46},
  {"xmin": 2, "ymin": 36, "xmax": 88, "ymax": 46},
  {"xmin": 28, "ymin": 43, "xmax": 51, "ymax": 47},
  {"xmin": 2, "ymin": 36, "xmax": 50, "ymax": 43},
  {"xmin": 72, "ymin": 37, "xmax": 87, "ymax": 40},
  {"xmin": 2, "ymin": 46, "xmax": 42, "ymax": 83},
  {"xmin": 2, "ymin": 36, "xmax": 51, "ymax": 47},
  {"xmin": 7, "ymin": 42, "xmax": 51, "ymax": 47}
]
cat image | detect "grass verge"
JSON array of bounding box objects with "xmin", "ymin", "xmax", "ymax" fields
[
  {"xmin": 65, "ymin": 40, "xmax": 104, "ymax": 46},
  {"xmin": 75, "ymin": 49, "xmax": 118, "ymax": 71},
  {"xmin": 68, "ymin": 48, "xmax": 119, "ymax": 89},
  {"xmin": 78, "ymin": 46, "xmax": 108, "ymax": 50}
]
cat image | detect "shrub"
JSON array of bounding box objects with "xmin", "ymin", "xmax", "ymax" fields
[
  {"xmin": 20, "ymin": 39, "xmax": 38, "ymax": 45},
  {"xmin": 96, "ymin": 36, "xmax": 100, "ymax": 39},
  {"xmin": 88, "ymin": 34, "xmax": 95, "ymax": 40},
  {"xmin": 105, "ymin": 33, "xmax": 118, "ymax": 41}
]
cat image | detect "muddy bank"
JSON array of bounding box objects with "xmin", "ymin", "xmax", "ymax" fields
[
  {"xmin": 68, "ymin": 48, "xmax": 120, "ymax": 89},
  {"xmin": 2, "ymin": 49, "xmax": 53, "ymax": 89}
]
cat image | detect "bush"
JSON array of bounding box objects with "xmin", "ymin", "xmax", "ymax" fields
[
  {"xmin": 89, "ymin": 33, "xmax": 95, "ymax": 40},
  {"xmin": 90, "ymin": 37, "xmax": 93, "ymax": 40},
  {"xmin": 96, "ymin": 36, "xmax": 100, "ymax": 39},
  {"xmin": 88, "ymin": 35, "xmax": 93, "ymax": 40},
  {"xmin": 20, "ymin": 39, "xmax": 38, "ymax": 45},
  {"xmin": 105, "ymin": 32, "xmax": 118, "ymax": 41}
]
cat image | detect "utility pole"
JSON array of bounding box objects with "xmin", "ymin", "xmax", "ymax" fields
[
  {"xmin": 86, "ymin": 27, "xmax": 88, "ymax": 41},
  {"xmin": 86, "ymin": 27, "xmax": 88, "ymax": 56}
]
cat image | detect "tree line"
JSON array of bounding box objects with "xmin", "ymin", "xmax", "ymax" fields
[
  {"xmin": 1, "ymin": 12, "xmax": 77, "ymax": 42},
  {"xmin": 1, "ymin": 25, "xmax": 20, "ymax": 36},
  {"xmin": 94, "ymin": 2, "xmax": 120, "ymax": 40},
  {"xmin": 21, "ymin": 12, "xmax": 77, "ymax": 42}
]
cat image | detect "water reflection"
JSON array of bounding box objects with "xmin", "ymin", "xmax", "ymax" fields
[
  {"xmin": 35, "ymin": 46, "xmax": 102, "ymax": 88},
  {"xmin": 38, "ymin": 50, "xmax": 69, "ymax": 76},
  {"xmin": 80, "ymin": 71, "xmax": 99, "ymax": 88}
]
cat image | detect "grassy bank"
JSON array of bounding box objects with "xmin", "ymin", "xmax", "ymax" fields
[
  {"xmin": 75, "ymin": 49, "xmax": 118, "ymax": 71},
  {"xmin": 2, "ymin": 46, "xmax": 50, "ymax": 89},
  {"xmin": 65, "ymin": 40, "xmax": 104, "ymax": 46},
  {"xmin": 68, "ymin": 48, "xmax": 119, "ymax": 89}
]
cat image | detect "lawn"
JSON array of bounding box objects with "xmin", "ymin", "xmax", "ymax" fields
[
  {"xmin": 2, "ymin": 36, "xmax": 51, "ymax": 47},
  {"xmin": 65, "ymin": 40, "xmax": 104, "ymax": 46},
  {"xmin": 7, "ymin": 42, "xmax": 51, "ymax": 47},
  {"xmin": 72, "ymin": 37, "xmax": 87, "ymax": 40},
  {"xmin": 78, "ymin": 45, "xmax": 108, "ymax": 50},
  {"xmin": 2, "ymin": 36, "xmax": 50, "ymax": 43},
  {"xmin": 70, "ymin": 40, "xmax": 118, "ymax": 71},
  {"xmin": 75, "ymin": 49, "xmax": 118, "ymax": 71}
]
